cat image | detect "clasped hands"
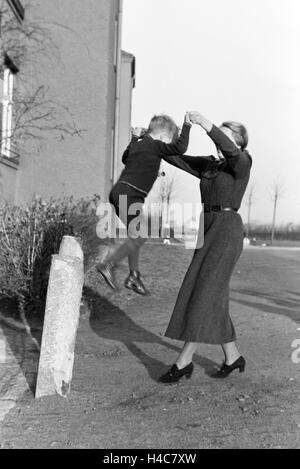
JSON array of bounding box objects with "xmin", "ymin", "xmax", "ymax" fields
[
  {"xmin": 185, "ymin": 111, "xmax": 213, "ymax": 133},
  {"xmin": 132, "ymin": 111, "xmax": 212, "ymax": 138},
  {"xmin": 185, "ymin": 111, "xmax": 205, "ymax": 125}
]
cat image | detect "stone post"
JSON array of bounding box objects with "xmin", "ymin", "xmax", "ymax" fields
[{"xmin": 35, "ymin": 236, "xmax": 84, "ymax": 398}]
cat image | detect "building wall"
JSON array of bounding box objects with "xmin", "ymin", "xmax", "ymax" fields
[
  {"xmin": 0, "ymin": 157, "xmax": 17, "ymax": 204},
  {"xmin": 1, "ymin": 0, "xmax": 123, "ymax": 205}
]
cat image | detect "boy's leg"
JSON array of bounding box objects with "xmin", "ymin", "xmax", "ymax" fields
[
  {"xmin": 128, "ymin": 247, "xmax": 140, "ymax": 272},
  {"xmin": 108, "ymin": 187, "xmax": 147, "ymax": 268},
  {"xmin": 97, "ymin": 236, "xmax": 149, "ymax": 294},
  {"xmin": 97, "ymin": 186, "xmax": 150, "ymax": 294},
  {"xmin": 107, "ymin": 236, "xmax": 146, "ymax": 266},
  {"xmin": 122, "ymin": 200, "xmax": 150, "ymax": 294},
  {"xmin": 95, "ymin": 183, "xmax": 124, "ymax": 289},
  {"xmin": 124, "ymin": 239, "xmax": 150, "ymax": 296}
]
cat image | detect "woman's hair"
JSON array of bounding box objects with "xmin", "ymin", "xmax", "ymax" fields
[
  {"xmin": 221, "ymin": 121, "xmax": 249, "ymax": 150},
  {"xmin": 148, "ymin": 114, "xmax": 178, "ymax": 141}
]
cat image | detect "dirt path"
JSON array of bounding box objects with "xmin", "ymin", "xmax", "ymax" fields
[{"xmin": 0, "ymin": 246, "xmax": 299, "ymax": 449}]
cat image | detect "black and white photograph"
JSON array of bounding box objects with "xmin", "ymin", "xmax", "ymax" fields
[{"xmin": 0, "ymin": 0, "xmax": 299, "ymax": 452}]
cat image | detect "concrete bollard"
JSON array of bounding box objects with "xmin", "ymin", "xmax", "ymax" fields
[
  {"xmin": 35, "ymin": 236, "xmax": 84, "ymax": 399},
  {"xmin": 59, "ymin": 236, "xmax": 84, "ymax": 261}
]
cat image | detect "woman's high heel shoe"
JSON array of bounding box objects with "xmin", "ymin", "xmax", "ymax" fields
[
  {"xmin": 159, "ymin": 363, "xmax": 194, "ymax": 384},
  {"xmin": 211, "ymin": 356, "xmax": 246, "ymax": 379}
]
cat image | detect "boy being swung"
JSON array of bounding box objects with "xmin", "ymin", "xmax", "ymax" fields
[{"xmin": 96, "ymin": 112, "xmax": 193, "ymax": 295}]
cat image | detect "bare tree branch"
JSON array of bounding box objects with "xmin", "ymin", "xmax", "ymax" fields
[
  {"xmin": 158, "ymin": 173, "xmax": 175, "ymax": 237},
  {"xmin": 0, "ymin": 0, "xmax": 83, "ymax": 159},
  {"xmin": 270, "ymin": 179, "xmax": 285, "ymax": 245},
  {"xmin": 245, "ymin": 183, "xmax": 257, "ymax": 238}
]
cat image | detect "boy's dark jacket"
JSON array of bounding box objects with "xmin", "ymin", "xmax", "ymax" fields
[{"xmin": 118, "ymin": 122, "xmax": 192, "ymax": 194}]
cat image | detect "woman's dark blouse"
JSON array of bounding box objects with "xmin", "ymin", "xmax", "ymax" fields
[{"xmin": 161, "ymin": 125, "xmax": 252, "ymax": 210}]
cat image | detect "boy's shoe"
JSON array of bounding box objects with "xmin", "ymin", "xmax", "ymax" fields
[
  {"xmin": 96, "ymin": 261, "xmax": 117, "ymax": 290},
  {"xmin": 124, "ymin": 270, "xmax": 150, "ymax": 296}
]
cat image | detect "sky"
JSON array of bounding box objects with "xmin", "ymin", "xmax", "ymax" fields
[{"xmin": 122, "ymin": 0, "xmax": 300, "ymax": 226}]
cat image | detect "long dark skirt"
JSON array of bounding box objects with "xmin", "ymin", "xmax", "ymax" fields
[{"xmin": 165, "ymin": 211, "xmax": 244, "ymax": 344}]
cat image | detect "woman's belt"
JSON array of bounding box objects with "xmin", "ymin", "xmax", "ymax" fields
[{"xmin": 204, "ymin": 204, "xmax": 238, "ymax": 213}]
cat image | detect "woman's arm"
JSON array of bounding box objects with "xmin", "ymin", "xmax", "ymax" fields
[
  {"xmin": 161, "ymin": 153, "xmax": 213, "ymax": 179},
  {"xmin": 189, "ymin": 111, "xmax": 251, "ymax": 178},
  {"xmin": 207, "ymin": 125, "xmax": 251, "ymax": 178}
]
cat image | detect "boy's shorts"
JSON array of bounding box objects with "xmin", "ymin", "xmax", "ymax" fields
[{"xmin": 109, "ymin": 182, "xmax": 146, "ymax": 235}]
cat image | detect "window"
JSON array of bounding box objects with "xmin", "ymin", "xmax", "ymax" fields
[
  {"xmin": 1, "ymin": 67, "xmax": 14, "ymax": 157},
  {"xmin": 1, "ymin": 1, "xmax": 24, "ymax": 159}
]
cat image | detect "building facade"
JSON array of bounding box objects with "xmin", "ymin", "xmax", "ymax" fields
[{"xmin": 0, "ymin": 0, "xmax": 134, "ymax": 205}]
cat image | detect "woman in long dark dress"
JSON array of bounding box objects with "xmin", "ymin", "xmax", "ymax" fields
[{"xmin": 158, "ymin": 111, "xmax": 252, "ymax": 383}]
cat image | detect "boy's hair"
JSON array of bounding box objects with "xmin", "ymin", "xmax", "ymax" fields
[{"xmin": 148, "ymin": 114, "xmax": 179, "ymax": 141}]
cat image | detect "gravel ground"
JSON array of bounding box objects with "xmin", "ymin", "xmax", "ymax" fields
[{"xmin": 0, "ymin": 245, "xmax": 300, "ymax": 449}]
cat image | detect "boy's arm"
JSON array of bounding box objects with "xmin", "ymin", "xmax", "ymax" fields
[
  {"xmin": 121, "ymin": 135, "xmax": 140, "ymax": 165},
  {"xmin": 155, "ymin": 122, "xmax": 192, "ymax": 156}
]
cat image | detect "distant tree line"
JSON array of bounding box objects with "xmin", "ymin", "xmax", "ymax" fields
[{"xmin": 245, "ymin": 223, "xmax": 300, "ymax": 241}]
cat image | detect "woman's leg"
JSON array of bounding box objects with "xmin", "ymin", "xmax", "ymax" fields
[
  {"xmin": 175, "ymin": 341, "xmax": 241, "ymax": 368},
  {"xmin": 159, "ymin": 342, "xmax": 198, "ymax": 383},
  {"xmin": 221, "ymin": 341, "xmax": 241, "ymax": 365},
  {"xmin": 175, "ymin": 342, "xmax": 199, "ymax": 369}
]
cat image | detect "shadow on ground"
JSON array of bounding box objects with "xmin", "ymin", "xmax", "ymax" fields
[
  {"xmin": 85, "ymin": 286, "xmax": 218, "ymax": 381},
  {"xmin": 231, "ymin": 288, "xmax": 300, "ymax": 325},
  {"xmin": 0, "ymin": 298, "xmax": 42, "ymax": 396},
  {"xmin": 1, "ymin": 285, "xmax": 218, "ymax": 399}
]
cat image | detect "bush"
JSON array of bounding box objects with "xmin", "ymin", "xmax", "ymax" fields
[{"xmin": 0, "ymin": 195, "xmax": 106, "ymax": 319}]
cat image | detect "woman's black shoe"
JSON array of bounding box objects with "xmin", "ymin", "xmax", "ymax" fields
[
  {"xmin": 211, "ymin": 356, "xmax": 246, "ymax": 379},
  {"xmin": 159, "ymin": 363, "xmax": 194, "ymax": 384}
]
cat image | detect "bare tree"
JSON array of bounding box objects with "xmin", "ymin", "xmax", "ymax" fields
[
  {"xmin": 0, "ymin": 1, "xmax": 58, "ymax": 68},
  {"xmin": 158, "ymin": 172, "xmax": 174, "ymax": 238},
  {"xmin": 270, "ymin": 180, "xmax": 285, "ymax": 245},
  {"xmin": 10, "ymin": 85, "xmax": 82, "ymax": 158},
  {"xmin": 245, "ymin": 183, "xmax": 256, "ymax": 238},
  {"xmin": 0, "ymin": 0, "xmax": 82, "ymax": 160}
]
